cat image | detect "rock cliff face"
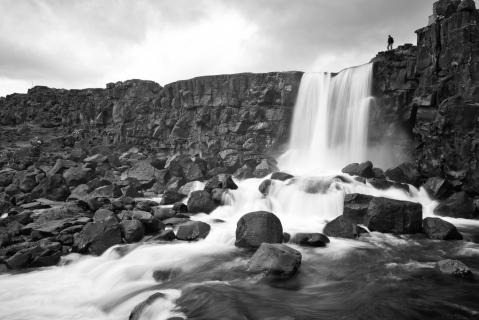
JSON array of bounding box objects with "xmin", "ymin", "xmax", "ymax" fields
[
  {"xmin": 0, "ymin": 73, "xmax": 302, "ymax": 164},
  {"xmin": 371, "ymin": 0, "xmax": 479, "ymax": 194}
]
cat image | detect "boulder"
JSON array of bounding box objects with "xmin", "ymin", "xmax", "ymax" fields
[
  {"xmin": 423, "ymin": 177, "xmax": 453, "ymax": 200},
  {"xmin": 31, "ymin": 174, "xmax": 70, "ymax": 201},
  {"xmin": 385, "ymin": 162, "xmax": 421, "ymax": 187},
  {"xmin": 258, "ymin": 179, "xmax": 274, "ymax": 196},
  {"xmin": 323, "ymin": 215, "xmax": 358, "ymax": 238},
  {"xmin": 129, "ymin": 293, "xmax": 166, "ymax": 320},
  {"xmin": 270, "ymin": 172, "xmax": 294, "ymax": 181},
  {"xmin": 422, "ymin": 217, "xmax": 462, "ymax": 240},
  {"xmin": 18, "ymin": 175, "xmax": 37, "ymax": 193},
  {"xmin": 90, "ymin": 184, "xmax": 122, "ymax": 198},
  {"xmin": 247, "ymin": 243, "xmax": 302, "ymax": 279},
  {"xmin": 120, "ymin": 219, "xmax": 145, "ymax": 243},
  {"xmin": 434, "ymin": 192, "xmax": 475, "ymax": 219},
  {"xmin": 132, "ymin": 210, "xmax": 164, "ymax": 233},
  {"xmin": 235, "ymin": 211, "xmax": 283, "ymax": 249},
  {"xmin": 93, "ymin": 209, "xmax": 117, "ymax": 222},
  {"xmin": 365, "ymin": 197, "xmax": 422, "ymax": 234},
  {"xmin": 63, "ymin": 167, "xmax": 93, "ymax": 187},
  {"xmin": 204, "ymin": 174, "xmax": 238, "ymax": 193},
  {"xmin": 341, "ymin": 161, "xmax": 374, "ymax": 178},
  {"xmin": 343, "ymin": 194, "xmax": 374, "ymax": 224},
  {"xmin": 436, "ymin": 259, "xmax": 473, "ymax": 279},
  {"xmin": 253, "ymin": 159, "xmax": 277, "ymax": 178},
  {"xmin": 176, "ymin": 221, "xmax": 211, "ymax": 241},
  {"xmin": 160, "ymin": 190, "xmax": 186, "ymax": 205},
  {"xmin": 187, "ymin": 190, "xmax": 217, "ymax": 214},
  {"xmin": 153, "ymin": 229, "xmax": 176, "ymax": 241},
  {"xmin": 73, "ymin": 220, "xmax": 122, "ymax": 255},
  {"xmin": 290, "ymin": 233, "xmax": 330, "ymax": 247}
]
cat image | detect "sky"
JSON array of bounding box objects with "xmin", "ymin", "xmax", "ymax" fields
[{"xmin": 0, "ymin": 0, "xmax": 438, "ymax": 97}]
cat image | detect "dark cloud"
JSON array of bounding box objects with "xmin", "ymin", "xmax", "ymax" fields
[{"xmin": 0, "ymin": 0, "xmax": 438, "ymax": 96}]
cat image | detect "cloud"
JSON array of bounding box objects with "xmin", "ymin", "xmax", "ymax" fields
[{"xmin": 0, "ymin": 0, "xmax": 437, "ymax": 96}]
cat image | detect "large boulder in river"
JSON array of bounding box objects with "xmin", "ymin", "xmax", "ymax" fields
[
  {"xmin": 341, "ymin": 161, "xmax": 374, "ymax": 178},
  {"xmin": 176, "ymin": 221, "xmax": 211, "ymax": 241},
  {"xmin": 187, "ymin": 190, "xmax": 217, "ymax": 214},
  {"xmin": 434, "ymin": 191, "xmax": 475, "ymax": 219},
  {"xmin": 73, "ymin": 219, "xmax": 122, "ymax": 255},
  {"xmin": 290, "ymin": 233, "xmax": 330, "ymax": 247},
  {"xmin": 235, "ymin": 211, "xmax": 283, "ymax": 249},
  {"xmin": 365, "ymin": 197, "xmax": 422, "ymax": 234},
  {"xmin": 247, "ymin": 243, "xmax": 301, "ymax": 279},
  {"xmin": 422, "ymin": 217, "xmax": 462, "ymax": 240},
  {"xmin": 324, "ymin": 194, "xmax": 422, "ymax": 237}
]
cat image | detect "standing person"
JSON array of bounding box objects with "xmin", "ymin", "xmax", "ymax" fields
[{"xmin": 387, "ymin": 35, "xmax": 394, "ymax": 51}]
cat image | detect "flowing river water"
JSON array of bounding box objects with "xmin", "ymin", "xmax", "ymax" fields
[{"xmin": 1, "ymin": 64, "xmax": 479, "ymax": 320}]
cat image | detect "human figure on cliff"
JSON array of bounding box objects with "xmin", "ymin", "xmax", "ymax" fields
[{"xmin": 387, "ymin": 35, "xmax": 394, "ymax": 51}]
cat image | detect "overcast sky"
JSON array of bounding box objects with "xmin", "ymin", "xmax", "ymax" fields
[{"xmin": 0, "ymin": 0, "xmax": 438, "ymax": 96}]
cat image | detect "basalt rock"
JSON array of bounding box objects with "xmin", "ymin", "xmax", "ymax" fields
[
  {"xmin": 235, "ymin": 211, "xmax": 283, "ymax": 249},
  {"xmin": 247, "ymin": 243, "xmax": 302, "ymax": 279},
  {"xmin": 422, "ymin": 217, "xmax": 463, "ymax": 240},
  {"xmin": 186, "ymin": 190, "xmax": 217, "ymax": 214},
  {"xmin": 434, "ymin": 191, "xmax": 475, "ymax": 218}
]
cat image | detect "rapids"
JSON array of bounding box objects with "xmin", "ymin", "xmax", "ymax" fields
[{"xmin": 1, "ymin": 64, "xmax": 478, "ymax": 320}]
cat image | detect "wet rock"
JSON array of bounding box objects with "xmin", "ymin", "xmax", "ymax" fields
[
  {"xmin": 423, "ymin": 177, "xmax": 453, "ymax": 200},
  {"xmin": 422, "ymin": 217, "xmax": 462, "ymax": 240},
  {"xmin": 343, "ymin": 194, "xmax": 374, "ymax": 224},
  {"xmin": 365, "ymin": 197, "xmax": 422, "ymax": 234},
  {"xmin": 434, "ymin": 191, "xmax": 475, "ymax": 219},
  {"xmin": 172, "ymin": 202, "xmax": 188, "ymax": 213},
  {"xmin": 73, "ymin": 219, "xmax": 122, "ymax": 255},
  {"xmin": 150, "ymin": 157, "xmax": 167, "ymax": 170},
  {"xmin": 385, "ymin": 162, "xmax": 421, "ymax": 187},
  {"xmin": 247, "ymin": 243, "xmax": 302, "ymax": 279},
  {"xmin": 204, "ymin": 174, "xmax": 238, "ymax": 193},
  {"xmin": 235, "ymin": 211, "xmax": 283, "ymax": 249},
  {"xmin": 160, "ymin": 190, "xmax": 186, "ymax": 205},
  {"xmin": 120, "ymin": 219, "xmax": 145, "ymax": 243},
  {"xmin": 176, "ymin": 221, "xmax": 211, "ymax": 241},
  {"xmin": 152, "ymin": 229, "xmax": 176, "ymax": 241},
  {"xmin": 211, "ymin": 188, "xmax": 226, "ymax": 204},
  {"xmin": 187, "ymin": 190, "xmax": 217, "ymax": 214},
  {"xmin": 341, "ymin": 161, "xmax": 374, "ymax": 178},
  {"xmin": 366, "ymin": 178, "xmax": 409, "ymax": 192},
  {"xmin": 436, "ymin": 259, "xmax": 473, "ymax": 279},
  {"xmin": 323, "ymin": 215, "xmax": 358, "ymax": 238},
  {"xmin": 233, "ymin": 164, "xmax": 255, "ymax": 180},
  {"xmin": 270, "ymin": 171, "xmax": 294, "ymax": 181},
  {"xmin": 258, "ymin": 179, "xmax": 274, "ymax": 196},
  {"xmin": 290, "ymin": 233, "xmax": 330, "ymax": 247},
  {"xmin": 132, "ymin": 210, "xmax": 164, "ymax": 233},
  {"xmin": 129, "ymin": 292, "xmax": 165, "ymax": 320},
  {"xmin": 253, "ymin": 159, "xmax": 277, "ymax": 178}
]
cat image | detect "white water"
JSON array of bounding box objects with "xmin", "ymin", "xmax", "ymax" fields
[
  {"xmin": 0, "ymin": 63, "xmax": 464, "ymax": 320},
  {"xmin": 280, "ymin": 64, "xmax": 374, "ymax": 175}
]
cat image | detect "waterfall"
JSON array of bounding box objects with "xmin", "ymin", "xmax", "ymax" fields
[{"xmin": 279, "ymin": 63, "xmax": 374, "ymax": 174}]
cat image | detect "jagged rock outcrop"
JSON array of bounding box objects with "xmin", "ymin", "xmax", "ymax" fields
[
  {"xmin": 0, "ymin": 73, "xmax": 303, "ymax": 166},
  {"xmin": 372, "ymin": 0, "xmax": 479, "ymax": 198}
]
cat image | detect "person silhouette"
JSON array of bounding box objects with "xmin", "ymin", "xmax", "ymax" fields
[{"xmin": 387, "ymin": 35, "xmax": 394, "ymax": 51}]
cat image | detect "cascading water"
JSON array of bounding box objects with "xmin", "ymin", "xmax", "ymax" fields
[
  {"xmin": 280, "ymin": 64, "xmax": 374, "ymax": 174},
  {"xmin": 1, "ymin": 64, "xmax": 479, "ymax": 320}
]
